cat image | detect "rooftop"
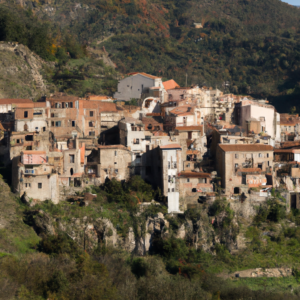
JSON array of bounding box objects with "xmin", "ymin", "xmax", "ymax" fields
[
  {"xmin": 127, "ymin": 72, "xmax": 161, "ymax": 79},
  {"xmin": 0, "ymin": 98, "xmax": 32, "ymax": 105},
  {"xmin": 160, "ymin": 144, "xmax": 182, "ymax": 150},
  {"xmin": 163, "ymin": 79, "xmax": 180, "ymax": 90},
  {"xmin": 169, "ymin": 106, "xmax": 194, "ymax": 116},
  {"xmin": 21, "ymin": 151, "xmax": 46, "ymax": 155},
  {"xmin": 237, "ymin": 168, "xmax": 263, "ymax": 173},
  {"xmin": 98, "ymin": 145, "xmax": 128, "ymax": 150},
  {"xmin": 218, "ymin": 144, "xmax": 273, "ymax": 152},
  {"xmin": 175, "ymin": 126, "xmax": 203, "ymax": 131}
]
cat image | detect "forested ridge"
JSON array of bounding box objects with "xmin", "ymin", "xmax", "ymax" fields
[{"xmin": 0, "ymin": 0, "xmax": 300, "ymax": 109}]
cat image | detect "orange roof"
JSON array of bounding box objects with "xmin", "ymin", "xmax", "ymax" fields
[
  {"xmin": 33, "ymin": 102, "xmax": 46, "ymax": 108},
  {"xmin": 178, "ymin": 171, "xmax": 211, "ymax": 178},
  {"xmin": 237, "ymin": 168, "xmax": 263, "ymax": 173},
  {"xmin": 176, "ymin": 126, "xmax": 203, "ymax": 131},
  {"xmin": 218, "ymin": 144, "xmax": 273, "ymax": 152},
  {"xmin": 187, "ymin": 150, "xmax": 200, "ymax": 155},
  {"xmin": 15, "ymin": 103, "xmax": 34, "ymax": 108},
  {"xmin": 0, "ymin": 98, "xmax": 32, "ymax": 105},
  {"xmin": 163, "ymin": 79, "xmax": 180, "ymax": 90},
  {"xmin": 160, "ymin": 144, "xmax": 182, "ymax": 149},
  {"xmin": 72, "ymin": 172, "xmax": 83, "ymax": 177},
  {"xmin": 127, "ymin": 72, "xmax": 161, "ymax": 79},
  {"xmin": 86, "ymin": 95, "xmax": 111, "ymax": 100},
  {"xmin": 22, "ymin": 151, "xmax": 46, "ymax": 155}
]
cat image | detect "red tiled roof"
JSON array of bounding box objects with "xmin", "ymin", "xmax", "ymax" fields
[
  {"xmin": 218, "ymin": 144, "xmax": 273, "ymax": 152},
  {"xmin": 22, "ymin": 151, "xmax": 46, "ymax": 155},
  {"xmin": 15, "ymin": 103, "xmax": 34, "ymax": 108},
  {"xmin": 33, "ymin": 102, "xmax": 46, "ymax": 108},
  {"xmin": 178, "ymin": 171, "xmax": 211, "ymax": 178},
  {"xmin": 0, "ymin": 98, "xmax": 32, "ymax": 105},
  {"xmin": 160, "ymin": 144, "xmax": 182, "ymax": 149},
  {"xmin": 163, "ymin": 79, "xmax": 180, "ymax": 90},
  {"xmin": 187, "ymin": 150, "xmax": 200, "ymax": 155},
  {"xmin": 237, "ymin": 168, "xmax": 263, "ymax": 173},
  {"xmin": 127, "ymin": 72, "xmax": 161, "ymax": 79}
]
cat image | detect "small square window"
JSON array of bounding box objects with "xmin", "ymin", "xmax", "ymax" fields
[
  {"xmin": 69, "ymin": 155, "xmax": 75, "ymax": 163},
  {"xmin": 90, "ymin": 111, "xmax": 94, "ymax": 117},
  {"xmin": 38, "ymin": 183, "xmax": 42, "ymax": 189}
]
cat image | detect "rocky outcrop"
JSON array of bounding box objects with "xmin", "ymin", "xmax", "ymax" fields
[{"xmin": 0, "ymin": 42, "xmax": 53, "ymax": 99}]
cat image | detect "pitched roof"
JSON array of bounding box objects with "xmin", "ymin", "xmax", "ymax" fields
[
  {"xmin": 178, "ymin": 171, "xmax": 211, "ymax": 178},
  {"xmin": 274, "ymin": 149, "xmax": 300, "ymax": 154},
  {"xmin": 163, "ymin": 79, "xmax": 180, "ymax": 90},
  {"xmin": 218, "ymin": 144, "xmax": 273, "ymax": 152},
  {"xmin": 127, "ymin": 72, "xmax": 161, "ymax": 79},
  {"xmin": 0, "ymin": 98, "xmax": 32, "ymax": 105},
  {"xmin": 160, "ymin": 144, "xmax": 182, "ymax": 150}
]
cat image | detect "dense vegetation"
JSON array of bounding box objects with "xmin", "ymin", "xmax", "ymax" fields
[
  {"xmin": 2, "ymin": 177, "xmax": 300, "ymax": 299},
  {"xmin": 1, "ymin": 0, "xmax": 300, "ymax": 109}
]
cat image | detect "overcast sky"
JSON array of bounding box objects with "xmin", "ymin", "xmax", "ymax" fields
[{"xmin": 282, "ymin": 0, "xmax": 300, "ymax": 5}]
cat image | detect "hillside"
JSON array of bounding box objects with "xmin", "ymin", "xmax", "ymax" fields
[{"xmin": 0, "ymin": 0, "xmax": 300, "ymax": 107}]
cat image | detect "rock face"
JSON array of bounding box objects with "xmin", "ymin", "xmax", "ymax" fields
[{"xmin": 0, "ymin": 42, "xmax": 53, "ymax": 99}]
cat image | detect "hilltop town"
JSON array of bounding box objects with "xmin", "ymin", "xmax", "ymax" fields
[{"xmin": 0, "ymin": 72, "xmax": 299, "ymax": 213}]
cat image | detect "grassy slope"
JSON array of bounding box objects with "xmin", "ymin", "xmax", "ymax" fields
[{"xmin": 0, "ymin": 177, "xmax": 39, "ymax": 255}]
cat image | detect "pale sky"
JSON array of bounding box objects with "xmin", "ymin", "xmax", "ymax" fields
[{"xmin": 282, "ymin": 0, "xmax": 300, "ymax": 5}]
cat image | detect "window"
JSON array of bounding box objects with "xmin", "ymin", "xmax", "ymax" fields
[
  {"xmin": 168, "ymin": 188, "xmax": 170, "ymax": 192},
  {"xmin": 43, "ymin": 127, "xmax": 46, "ymax": 132},
  {"xmin": 89, "ymin": 121, "xmax": 93, "ymax": 127},
  {"xmin": 69, "ymin": 155, "xmax": 75, "ymax": 163},
  {"xmin": 198, "ymin": 178, "xmax": 206, "ymax": 183},
  {"xmin": 90, "ymin": 111, "xmax": 94, "ymax": 117},
  {"xmin": 115, "ymin": 151, "xmax": 117, "ymax": 156},
  {"xmin": 187, "ymin": 163, "xmax": 190, "ymax": 168},
  {"xmin": 133, "ymin": 138, "xmax": 139, "ymax": 144},
  {"xmin": 72, "ymin": 121, "xmax": 75, "ymax": 127},
  {"xmin": 235, "ymin": 163, "xmax": 238, "ymax": 169},
  {"xmin": 258, "ymin": 163, "xmax": 263, "ymax": 169},
  {"xmin": 69, "ymin": 102, "xmax": 73, "ymax": 108},
  {"xmin": 25, "ymin": 183, "xmax": 31, "ymax": 188},
  {"xmin": 168, "ymin": 161, "xmax": 170, "ymax": 169},
  {"xmin": 16, "ymin": 139, "xmax": 20, "ymax": 144},
  {"xmin": 35, "ymin": 127, "xmax": 38, "ymax": 131},
  {"xmin": 54, "ymin": 157, "xmax": 60, "ymax": 161},
  {"xmin": 55, "ymin": 121, "xmax": 61, "ymax": 127},
  {"xmin": 258, "ymin": 153, "xmax": 262, "ymax": 158},
  {"xmin": 168, "ymin": 175, "xmax": 171, "ymax": 182},
  {"xmin": 89, "ymin": 131, "xmax": 95, "ymax": 136},
  {"xmin": 235, "ymin": 154, "xmax": 239, "ymax": 159},
  {"xmin": 38, "ymin": 183, "xmax": 42, "ymax": 189},
  {"xmin": 24, "ymin": 111, "xmax": 28, "ymax": 118},
  {"xmin": 267, "ymin": 153, "xmax": 269, "ymax": 158},
  {"xmin": 114, "ymin": 162, "xmax": 117, "ymax": 164},
  {"xmin": 187, "ymin": 178, "xmax": 190, "ymax": 183},
  {"xmin": 172, "ymin": 188, "xmax": 174, "ymax": 192},
  {"xmin": 51, "ymin": 121, "xmax": 54, "ymax": 127},
  {"xmin": 115, "ymin": 169, "xmax": 118, "ymax": 174}
]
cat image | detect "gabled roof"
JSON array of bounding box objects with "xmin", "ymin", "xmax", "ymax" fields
[
  {"xmin": 127, "ymin": 72, "xmax": 161, "ymax": 79},
  {"xmin": 160, "ymin": 144, "xmax": 182, "ymax": 150},
  {"xmin": 163, "ymin": 79, "xmax": 180, "ymax": 90},
  {"xmin": 218, "ymin": 144, "xmax": 273, "ymax": 152}
]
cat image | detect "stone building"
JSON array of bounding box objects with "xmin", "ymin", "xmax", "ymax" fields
[
  {"xmin": 12, "ymin": 150, "xmax": 60, "ymax": 203},
  {"xmin": 114, "ymin": 72, "xmax": 163, "ymax": 101},
  {"xmin": 216, "ymin": 144, "xmax": 274, "ymax": 194},
  {"xmin": 160, "ymin": 144, "xmax": 183, "ymax": 213}
]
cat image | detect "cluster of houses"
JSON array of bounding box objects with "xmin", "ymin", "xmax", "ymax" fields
[{"xmin": 1, "ymin": 72, "xmax": 300, "ymax": 212}]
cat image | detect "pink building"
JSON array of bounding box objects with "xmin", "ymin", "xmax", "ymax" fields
[{"xmin": 21, "ymin": 151, "xmax": 47, "ymax": 165}]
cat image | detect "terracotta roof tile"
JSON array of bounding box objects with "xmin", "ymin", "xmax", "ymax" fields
[
  {"xmin": 163, "ymin": 79, "xmax": 180, "ymax": 90},
  {"xmin": 127, "ymin": 72, "xmax": 161, "ymax": 79},
  {"xmin": 0, "ymin": 98, "xmax": 32, "ymax": 105},
  {"xmin": 160, "ymin": 144, "xmax": 182, "ymax": 149},
  {"xmin": 237, "ymin": 168, "xmax": 262, "ymax": 173},
  {"xmin": 218, "ymin": 144, "xmax": 273, "ymax": 152},
  {"xmin": 169, "ymin": 106, "xmax": 194, "ymax": 116}
]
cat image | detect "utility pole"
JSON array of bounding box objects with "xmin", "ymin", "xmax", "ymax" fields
[{"xmin": 186, "ymin": 72, "xmax": 188, "ymax": 87}]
